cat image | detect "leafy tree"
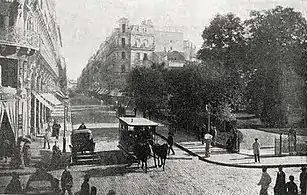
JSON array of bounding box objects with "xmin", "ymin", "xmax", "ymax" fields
[
  {"xmin": 197, "ymin": 13, "xmax": 249, "ymax": 111},
  {"xmin": 245, "ymin": 6, "xmax": 307, "ymax": 127},
  {"xmin": 127, "ymin": 66, "xmax": 167, "ymax": 118}
]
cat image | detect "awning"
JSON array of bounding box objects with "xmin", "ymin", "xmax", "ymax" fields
[
  {"xmin": 31, "ymin": 91, "xmax": 53, "ymax": 110},
  {"xmin": 40, "ymin": 93, "xmax": 62, "ymax": 106}
]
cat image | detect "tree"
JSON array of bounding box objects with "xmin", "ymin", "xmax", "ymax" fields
[
  {"xmin": 245, "ymin": 6, "xmax": 307, "ymax": 127},
  {"xmin": 127, "ymin": 66, "xmax": 167, "ymax": 118},
  {"xmin": 197, "ymin": 13, "xmax": 249, "ymax": 111}
]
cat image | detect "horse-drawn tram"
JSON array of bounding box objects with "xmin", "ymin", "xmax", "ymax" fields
[
  {"xmin": 118, "ymin": 117, "xmax": 158, "ymax": 156},
  {"xmin": 118, "ymin": 117, "xmax": 168, "ymax": 172}
]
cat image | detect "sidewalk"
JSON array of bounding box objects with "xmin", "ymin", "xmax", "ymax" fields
[{"xmin": 156, "ymin": 125, "xmax": 307, "ymax": 168}]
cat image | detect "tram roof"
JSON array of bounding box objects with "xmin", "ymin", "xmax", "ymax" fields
[{"xmin": 119, "ymin": 117, "xmax": 159, "ymax": 126}]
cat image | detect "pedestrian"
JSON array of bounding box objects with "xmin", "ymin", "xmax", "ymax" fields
[
  {"xmin": 252, "ymin": 138, "xmax": 261, "ymax": 163},
  {"xmin": 52, "ymin": 120, "xmax": 61, "ymax": 139},
  {"xmin": 61, "ymin": 165, "xmax": 73, "ymax": 195},
  {"xmin": 274, "ymin": 165, "xmax": 286, "ymax": 195},
  {"xmin": 2, "ymin": 139, "xmax": 11, "ymax": 163},
  {"xmin": 22, "ymin": 140, "xmax": 31, "ymax": 167},
  {"xmin": 43, "ymin": 126, "xmax": 51, "ymax": 149},
  {"xmin": 200, "ymin": 125, "xmax": 206, "ymax": 145},
  {"xmin": 286, "ymin": 175, "xmax": 298, "ymax": 195},
  {"xmin": 258, "ymin": 167, "xmax": 272, "ymax": 195},
  {"xmin": 53, "ymin": 178, "xmax": 62, "ymax": 194},
  {"xmin": 90, "ymin": 186, "xmax": 97, "ymax": 195},
  {"xmin": 167, "ymin": 132, "xmax": 175, "ymax": 155},
  {"xmin": 78, "ymin": 122, "xmax": 87, "ymax": 130},
  {"xmin": 51, "ymin": 141, "xmax": 61, "ymax": 169},
  {"xmin": 300, "ymin": 166, "xmax": 307, "ymax": 195},
  {"xmin": 210, "ymin": 126, "xmax": 217, "ymax": 146},
  {"xmin": 4, "ymin": 172, "xmax": 23, "ymax": 194},
  {"xmin": 80, "ymin": 174, "xmax": 90, "ymax": 195}
]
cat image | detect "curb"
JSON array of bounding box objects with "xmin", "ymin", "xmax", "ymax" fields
[{"xmin": 155, "ymin": 132, "xmax": 307, "ymax": 169}]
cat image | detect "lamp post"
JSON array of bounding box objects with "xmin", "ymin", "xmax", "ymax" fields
[{"xmin": 62, "ymin": 96, "xmax": 69, "ymax": 153}]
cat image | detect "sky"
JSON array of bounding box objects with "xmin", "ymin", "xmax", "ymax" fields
[{"xmin": 55, "ymin": 0, "xmax": 307, "ymax": 80}]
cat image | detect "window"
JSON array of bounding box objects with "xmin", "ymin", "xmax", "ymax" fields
[
  {"xmin": 121, "ymin": 52, "xmax": 126, "ymax": 59},
  {"xmin": 136, "ymin": 53, "xmax": 140, "ymax": 60},
  {"xmin": 121, "ymin": 38, "xmax": 125, "ymax": 48},
  {"xmin": 170, "ymin": 46, "xmax": 173, "ymax": 50},
  {"xmin": 122, "ymin": 24, "xmax": 126, "ymax": 33},
  {"xmin": 121, "ymin": 65, "xmax": 126, "ymax": 72},
  {"xmin": 170, "ymin": 40, "xmax": 173, "ymax": 43},
  {"xmin": 143, "ymin": 53, "xmax": 148, "ymax": 60}
]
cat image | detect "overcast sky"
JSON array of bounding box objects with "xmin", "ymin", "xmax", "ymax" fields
[{"xmin": 55, "ymin": 0, "xmax": 307, "ymax": 80}]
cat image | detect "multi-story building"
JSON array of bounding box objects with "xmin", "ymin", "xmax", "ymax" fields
[
  {"xmin": 0, "ymin": 0, "xmax": 67, "ymax": 142},
  {"xmin": 78, "ymin": 18, "xmax": 197, "ymax": 95},
  {"xmin": 78, "ymin": 18, "xmax": 155, "ymax": 92}
]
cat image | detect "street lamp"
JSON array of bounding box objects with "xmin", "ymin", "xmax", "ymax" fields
[{"xmin": 62, "ymin": 96, "xmax": 69, "ymax": 153}]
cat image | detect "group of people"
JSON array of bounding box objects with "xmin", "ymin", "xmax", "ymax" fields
[
  {"xmin": 258, "ymin": 165, "xmax": 306, "ymax": 195},
  {"xmin": 4, "ymin": 164, "xmax": 98, "ymax": 195},
  {"xmin": 9, "ymin": 135, "xmax": 32, "ymax": 169},
  {"xmin": 43, "ymin": 119, "xmax": 62, "ymax": 149}
]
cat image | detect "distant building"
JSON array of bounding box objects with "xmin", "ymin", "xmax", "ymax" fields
[{"xmin": 78, "ymin": 18, "xmax": 197, "ymax": 94}]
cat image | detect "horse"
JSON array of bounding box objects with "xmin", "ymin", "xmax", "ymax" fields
[
  {"xmin": 133, "ymin": 141, "xmax": 151, "ymax": 173},
  {"xmin": 150, "ymin": 142, "xmax": 168, "ymax": 171}
]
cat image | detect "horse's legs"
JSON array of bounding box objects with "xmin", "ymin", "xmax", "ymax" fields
[
  {"xmin": 158, "ymin": 157, "xmax": 162, "ymax": 167},
  {"xmin": 153, "ymin": 153, "xmax": 157, "ymax": 168},
  {"xmin": 144, "ymin": 161, "xmax": 147, "ymax": 173}
]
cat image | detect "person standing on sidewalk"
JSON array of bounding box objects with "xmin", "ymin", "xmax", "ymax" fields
[
  {"xmin": 61, "ymin": 165, "xmax": 73, "ymax": 195},
  {"xmin": 51, "ymin": 141, "xmax": 62, "ymax": 169},
  {"xmin": 52, "ymin": 120, "xmax": 61, "ymax": 139},
  {"xmin": 299, "ymin": 166, "xmax": 307, "ymax": 195},
  {"xmin": 252, "ymin": 138, "xmax": 261, "ymax": 163},
  {"xmin": 285, "ymin": 175, "xmax": 298, "ymax": 195},
  {"xmin": 80, "ymin": 174, "xmax": 90, "ymax": 195},
  {"xmin": 274, "ymin": 165, "xmax": 286, "ymax": 195},
  {"xmin": 167, "ymin": 132, "xmax": 175, "ymax": 155},
  {"xmin": 43, "ymin": 126, "xmax": 51, "ymax": 149},
  {"xmin": 22, "ymin": 139, "xmax": 31, "ymax": 167},
  {"xmin": 258, "ymin": 167, "xmax": 272, "ymax": 195}
]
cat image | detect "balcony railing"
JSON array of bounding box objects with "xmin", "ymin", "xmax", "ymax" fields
[{"xmin": 0, "ymin": 27, "xmax": 39, "ymax": 49}]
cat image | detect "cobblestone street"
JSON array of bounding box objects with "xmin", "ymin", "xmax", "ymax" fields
[{"xmin": 0, "ymin": 136, "xmax": 303, "ymax": 195}]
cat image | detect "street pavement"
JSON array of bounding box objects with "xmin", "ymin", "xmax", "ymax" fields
[{"xmin": 1, "ymin": 122, "xmax": 306, "ymax": 194}]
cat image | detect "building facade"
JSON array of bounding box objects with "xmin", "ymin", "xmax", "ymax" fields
[
  {"xmin": 78, "ymin": 18, "xmax": 197, "ymax": 95},
  {"xmin": 0, "ymin": 0, "xmax": 66, "ymax": 143}
]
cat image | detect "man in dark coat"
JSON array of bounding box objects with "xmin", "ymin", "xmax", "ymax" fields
[
  {"xmin": 51, "ymin": 141, "xmax": 61, "ymax": 169},
  {"xmin": 167, "ymin": 132, "xmax": 175, "ymax": 155},
  {"xmin": 80, "ymin": 174, "xmax": 90, "ymax": 195},
  {"xmin": 52, "ymin": 120, "xmax": 61, "ymax": 139},
  {"xmin": 274, "ymin": 165, "xmax": 286, "ymax": 195},
  {"xmin": 300, "ymin": 166, "xmax": 307, "ymax": 195},
  {"xmin": 4, "ymin": 172, "xmax": 23, "ymax": 194},
  {"xmin": 61, "ymin": 166, "xmax": 73, "ymax": 195}
]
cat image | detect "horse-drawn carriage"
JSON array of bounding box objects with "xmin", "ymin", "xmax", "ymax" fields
[
  {"xmin": 118, "ymin": 117, "xmax": 168, "ymax": 172},
  {"xmin": 70, "ymin": 129, "xmax": 96, "ymax": 164}
]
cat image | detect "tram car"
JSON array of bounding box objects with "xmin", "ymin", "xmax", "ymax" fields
[{"xmin": 118, "ymin": 117, "xmax": 158, "ymax": 156}]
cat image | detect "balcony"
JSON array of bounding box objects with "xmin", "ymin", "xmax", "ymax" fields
[{"xmin": 0, "ymin": 27, "xmax": 39, "ymax": 50}]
